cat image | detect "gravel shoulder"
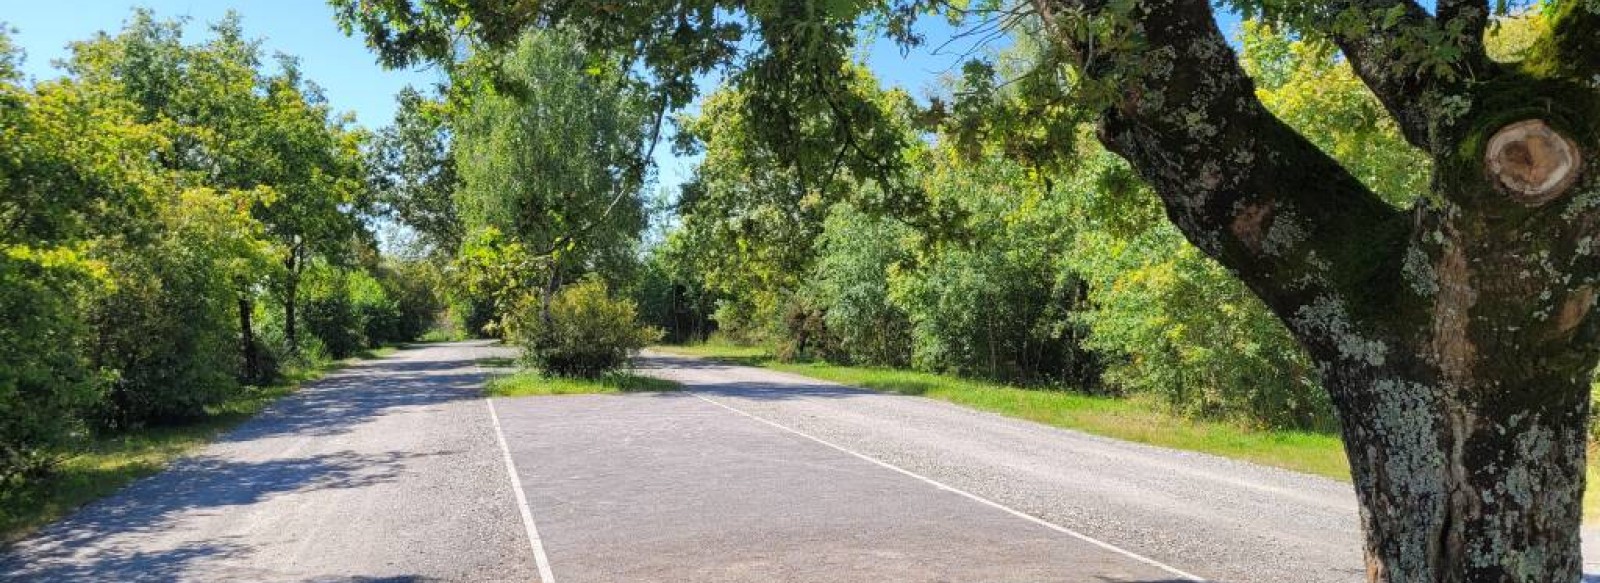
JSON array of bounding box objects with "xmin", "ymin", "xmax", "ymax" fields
[{"xmin": 0, "ymin": 341, "xmax": 534, "ymax": 582}]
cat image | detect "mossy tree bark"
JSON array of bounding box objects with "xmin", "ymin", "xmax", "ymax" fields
[{"xmin": 1037, "ymin": 0, "xmax": 1600, "ymax": 579}]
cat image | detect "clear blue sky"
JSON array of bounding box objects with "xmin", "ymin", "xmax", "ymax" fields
[{"xmin": 2, "ymin": 3, "xmax": 1241, "ymax": 194}]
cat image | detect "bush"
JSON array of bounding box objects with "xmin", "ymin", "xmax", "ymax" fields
[
  {"xmin": 511, "ymin": 277, "xmax": 662, "ymax": 378},
  {"xmin": 806, "ymin": 205, "xmax": 912, "ymax": 366},
  {"xmin": 379, "ymin": 260, "xmax": 445, "ymax": 342},
  {"xmin": 886, "ymin": 159, "xmax": 1100, "ymax": 387},
  {"xmin": 89, "ymin": 238, "xmax": 242, "ymax": 429},
  {"xmin": 0, "ymin": 249, "xmax": 105, "ymax": 486},
  {"xmin": 298, "ymin": 266, "xmax": 364, "ymax": 359},
  {"xmin": 1071, "ymin": 225, "xmax": 1333, "ymax": 430},
  {"xmin": 350, "ymin": 269, "xmax": 403, "ymax": 347}
]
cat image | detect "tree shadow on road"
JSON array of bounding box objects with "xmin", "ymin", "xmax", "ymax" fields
[
  {"xmin": 218, "ymin": 357, "xmax": 490, "ymax": 444},
  {"xmin": 0, "ymin": 448, "xmax": 444, "ymax": 582}
]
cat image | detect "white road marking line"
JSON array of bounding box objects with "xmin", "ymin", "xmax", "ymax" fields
[
  {"xmin": 487, "ymin": 397, "xmax": 557, "ymax": 583},
  {"xmin": 687, "ymin": 391, "xmax": 1208, "ymax": 582}
]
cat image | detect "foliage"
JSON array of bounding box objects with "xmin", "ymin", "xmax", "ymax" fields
[
  {"xmin": 89, "ymin": 190, "xmax": 260, "ymax": 428},
  {"xmin": 663, "ymin": 69, "xmax": 924, "ymax": 345},
  {"xmin": 889, "ymin": 153, "xmax": 1098, "ymax": 387},
  {"xmin": 804, "ymin": 204, "xmax": 913, "ymax": 366},
  {"xmin": 297, "ymin": 265, "xmax": 363, "ymax": 359},
  {"xmin": 0, "ymin": 10, "xmax": 448, "ymax": 511},
  {"xmin": 0, "ymin": 248, "xmax": 106, "ymax": 486},
  {"xmin": 1071, "ymin": 224, "xmax": 1332, "ymax": 429},
  {"xmin": 509, "ymin": 277, "xmax": 662, "ymax": 378},
  {"xmin": 1238, "ymin": 21, "xmax": 1429, "ymax": 204},
  {"xmin": 377, "ymin": 259, "xmax": 447, "ymax": 342},
  {"xmin": 371, "ymin": 87, "xmax": 461, "ymax": 256},
  {"xmin": 452, "ymin": 28, "xmax": 650, "ymax": 286},
  {"xmin": 630, "ymin": 243, "xmax": 719, "ymax": 344}
]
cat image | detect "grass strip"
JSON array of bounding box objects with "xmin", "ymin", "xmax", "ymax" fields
[{"xmin": 484, "ymin": 370, "xmax": 679, "ymax": 397}]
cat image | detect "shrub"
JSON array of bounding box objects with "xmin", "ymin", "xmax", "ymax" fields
[
  {"xmin": 89, "ymin": 238, "xmax": 242, "ymax": 429},
  {"xmin": 1071, "ymin": 225, "xmax": 1333, "ymax": 430},
  {"xmin": 350, "ymin": 269, "xmax": 402, "ymax": 346},
  {"xmin": 511, "ymin": 277, "xmax": 662, "ymax": 378},
  {"xmin": 0, "ymin": 248, "xmax": 106, "ymax": 486},
  {"xmin": 379, "ymin": 260, "xmax": 445, "ymax": 342},
  {"xmin": 806, "ymin": 205, "xmax": 912, "ymax": 366},
  {"xmin": 299, "ymin": 266, "xmax": 364, "ymax": 359}
]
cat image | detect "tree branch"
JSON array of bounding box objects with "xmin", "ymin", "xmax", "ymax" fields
[
  {"xmin": 1323, "ymin": 0, "xmax": 1448, "ymax": 150},
  {"xmin": 1043, "ymin": 0, "xmax": 1408, "ymax": 319}
]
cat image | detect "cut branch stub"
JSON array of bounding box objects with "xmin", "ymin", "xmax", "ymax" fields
[{"xmin": 1485, "ymin": 119, "xmax": 1584, "ymax": 206}]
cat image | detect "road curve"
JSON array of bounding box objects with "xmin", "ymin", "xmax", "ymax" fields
[{"xmin": 0, "ymin": 341, "xmax": 535, "ymax": 582}]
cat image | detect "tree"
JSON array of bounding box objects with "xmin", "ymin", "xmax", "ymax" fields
[
  {"xmin": 336, "ymin": 0, "xmax": 1600, "ymax": 579},
  {"xmin": 371, "ymin": 86, "xmax": 462, "ymax": 256},
  {"xmin": 0, "ymin": 32, "xmax": 122, "ymax": 479},
  {"xmin": 450, "ymin": 28, "xmax": 653, "ymax": 315},
  {"xmin": 65, "ymin": 10, "xmax": 365, "ymax": 366}
]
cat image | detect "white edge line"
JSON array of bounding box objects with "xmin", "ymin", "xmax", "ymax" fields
[
  {"xmin": 687, "ymin": 391, "xmax": 1208, "ymax": 582},
  {"xmin": 485, "ymin": 382, "xmax": 556, "ymax": 582}
]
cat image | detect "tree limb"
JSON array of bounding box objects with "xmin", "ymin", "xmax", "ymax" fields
[
  {"xmin": 1041, "ymin": 0, "xmax": 1408, "ymax": 318},
  {"xmin": 1322, "ymin": 0, "xmax": 1449, "ymax": 150}
]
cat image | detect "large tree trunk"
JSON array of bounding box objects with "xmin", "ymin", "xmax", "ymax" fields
[
  {"xmin": 1327, "ymin": 351, "xmax": 1590, "ymax": 581},
  {"xmin": 1035, "ymin": 0, "xmax": 1600, "ymax": 577}
]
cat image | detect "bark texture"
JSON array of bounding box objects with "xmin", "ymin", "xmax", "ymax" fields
[
  {"xmin": 238, "ymin": 296, "xmax": 258, "ymax": 383},
  {"xmin": 1034, "ymin": 0, "xmax": 1600, "ymax": 579}
]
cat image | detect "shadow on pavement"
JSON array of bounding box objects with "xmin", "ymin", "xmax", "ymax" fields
[
  {"xmin": 0, "ymin": 343, "xmax": 499, "ymax": 582},
  {"xmin": 218, "ymin": 351, "xmax": 491, "ymax": 444},
  {"xmin": 0, "ymin": 448, "xmax": 446, "ymax": 581}
]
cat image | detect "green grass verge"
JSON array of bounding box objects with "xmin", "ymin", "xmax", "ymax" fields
[
  {"xmin": 656, "ymin": 343, "xmax": 1351, "ymax": 480},
  {"xmin": 0, "ymin": 346, "xmax": 402, "ymax": 545},
  {"xmin": 484, "ymin": 370, "xmax": 679, "ymax": 397}
]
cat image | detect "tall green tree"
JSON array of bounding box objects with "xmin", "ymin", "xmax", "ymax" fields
[
  {"xmin": 338, "ymin": 0, "xmax": 1600, "ymax": 576},
  {"xmin": 371, "ymin": 86, "xmax": 462, "ymax": 256},
  {"xmin": 67, "ymin": 11, "xmax": 366, "ymax": 359},
  {"xmin": 450, "ymin": 28, "xmax": 653, "ymax": 309},
  {"xmin": 0, "ymin": 31, "xmax": 128, "ymax": 480}
]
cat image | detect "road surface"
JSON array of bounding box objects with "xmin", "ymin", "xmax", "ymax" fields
[{"xmin": 4, "ymin": 341, "xmax": 1597, "ymax": 581}]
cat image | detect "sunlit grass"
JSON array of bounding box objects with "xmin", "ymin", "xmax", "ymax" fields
[
  {"xmin": 0, "ymin": 345, "xmax": 403, "ymax": 544},
  {"xmin": 485, "ymin": 371, "xmax": 679, "ymax": 397}
]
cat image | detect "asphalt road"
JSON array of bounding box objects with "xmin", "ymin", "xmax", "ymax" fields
[
  {"xmin": 5, "ymin": 341, "xmax": 1598, "ymax": 582},
  {"xmin": 0, "ymin": 341, "xmax": 537, "ymax": 582}
]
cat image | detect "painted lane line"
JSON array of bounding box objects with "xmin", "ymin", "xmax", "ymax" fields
[
  {"xmin": 487, "ymin": 397, "xmax": 557, "ymax": 583},
  {"xmin": 687, "ymin": 391, "xmax": 1208, "ymax": 582}
]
